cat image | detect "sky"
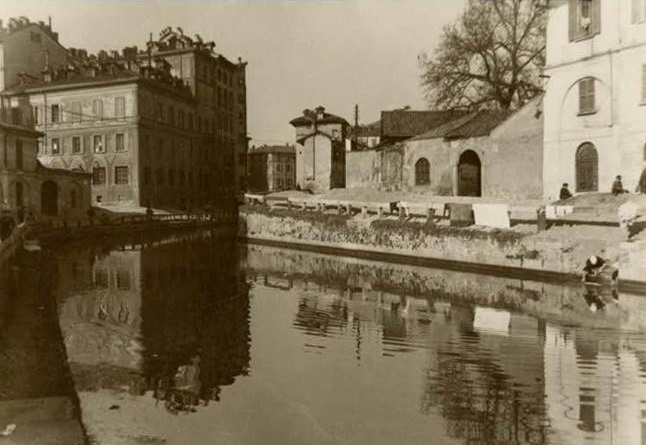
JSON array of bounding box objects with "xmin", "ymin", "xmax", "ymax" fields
[{"xmin": 0, "ymin": 1, "xmax": 465, "ymax": 146}]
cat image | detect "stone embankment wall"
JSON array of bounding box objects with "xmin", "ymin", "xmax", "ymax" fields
[{"xmin": 239, "ymin": 206, "xmax": 643, "ymax": 286}]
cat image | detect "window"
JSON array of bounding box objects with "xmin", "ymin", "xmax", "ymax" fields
[
  {"xmin": 115, "ymin": 96, "xmax": 126, "ymax": 119},
  {"xmin": 179, "ymin": 171, "xmax": 185, "ymax": 186},
  {"xmin": 188, "ymin": 112, "xmax": 194, "ymax": 130},
  {"xmin": 168, "ymin": 169, "xmax": 175, "ymax": 186},
  {"xmin": 168, "ymin": 106, "xmax": 175, "ymax": 126},
  {"xmin": 92, "ymin": 99, "xmax": 103, "ymax": 119},
  {"xmin": 632, "ymin": 0, "xmax": 646, "ymax": 23},
  {"xmin": 277, "ymin": 163, "xmax": 283, "ymax": 172},
  {"xmin": 94, "ymin": 269, "xmax": 108, "ymax": 288},
  {"xmin": 178, "ymin": 110, "xmax": 185, "ymax": 129},
  {"xmin": 70, "ymin": 189, "xmax": 78, "ymax": 208},
  {"xmin": 30, "ymin": 31, "xmax": 41, "ymax": 43},
  {"xmin": 277, "ymin": 178, "xmax": 283, "ymax": 188},
  {"xmin": 92, "ymin": 166, "xmax": 106, "ymax": 185},
  {"xmin": 156, "ymin": 168, "xmax": 165, "ymax": 185},
  {"xmin": 569, "ymin": 0, "xmax": 600, "ymax": 41},
  {"xmin": 33, "ymin": 106, "xmax": 39, "ymax": 125},
  {"xmin": 93, "ymin": 135, "xmax": 105, "ymax": 153},
  {"xmin": 415, "ymin": 158, "xmax": 431, "ymax": 186},
  {"xmin": 114, "ymin": 166, "xmax": 129, "ymax": 185},
  {"xmin": 71, "ymin": 101, "xmax": 82, "ymax": 122},
  {"xmin": 116, "ymin": 269, "xmax": 131, "ymax": 290},
  {"xmin": 51, "ymin": 104, "xmax": 60, "ymax": 123},
  {"xmin": 16, "ymin": 140, "xmax": 23, "ymax": 170},
  {"xmin": 52, "ymin": 138, "xmax": 61, "ymax": 154},
  {"xmin": 287, "ymin": 179, "xmax": 293, "ymax": 188},
  {"xmin": 157, "ymin": 103, "xmax": 164, "ymax": 123},
  {"xmin": 115, "ymin": 133, "xmax": 126, "ymax": 152},
  {"xmin": 578, "ymin": 77, "xmax": 596, "ymax": 114},
  {"xmin": 72, "ymin": 136, "xmax": 82, "ymax": 154}
]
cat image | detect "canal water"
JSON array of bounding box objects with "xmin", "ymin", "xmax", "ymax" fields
[{"xmin": 3, "ymin": 229, "xmax": 646, "ymax": 444}]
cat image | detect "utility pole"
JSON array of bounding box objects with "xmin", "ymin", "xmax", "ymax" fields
[{"xmin": 353, "ymin": 104, "xmax": 359, "ymax": 147}]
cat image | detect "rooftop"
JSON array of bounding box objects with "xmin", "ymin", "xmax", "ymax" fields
[
  {"xmin": 249, "ymin": 144, "xmax": 296, "ymax": 155},
  {"xmin": 410, "ymin": 110, "xmax": 511, "ymax": 141},
  {"xmin": 290, "ymin": 106, "xmax": 349, "ymax": 127},
  {"xmin": 4, "ymin": 55, "xmax": 192, "ymax": 98},
  {"xmin": 0, "ymin": 16, "xmax": 59, "ymax": 43},
  {"xmin": 380, "ymin": 109, "xmax": 470, "ymax": 139}
]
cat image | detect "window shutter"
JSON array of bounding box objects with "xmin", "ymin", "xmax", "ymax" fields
[
  {"xmin": 568, "ymin": 0, "xmax": 578, "ymax": 41},
  {"xmin": 590, "ymin": 0, "xmax": 601, "ymax": 35},
  {"xmin": 632, "ymin": 0, "xmax": 641, "ymax": 23}
]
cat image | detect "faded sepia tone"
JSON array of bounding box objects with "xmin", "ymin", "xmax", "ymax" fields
[{"xmin": 0, "ymin": 1, "xmax": 646, "ymax": 445}]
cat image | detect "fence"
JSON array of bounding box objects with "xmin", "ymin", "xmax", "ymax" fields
[{"xmin": 243, "ymin": 194, "xmax": 621, "ymax": 230}]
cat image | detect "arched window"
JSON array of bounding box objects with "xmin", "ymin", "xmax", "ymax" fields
[{"xmin": 415, "ymin": 158, "xmax": 430, "ymax": 186}]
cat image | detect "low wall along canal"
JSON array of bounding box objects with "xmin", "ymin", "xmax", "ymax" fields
[{"xmin": 239, "ymin": 205, "xmax": 646, "ymax": 291}]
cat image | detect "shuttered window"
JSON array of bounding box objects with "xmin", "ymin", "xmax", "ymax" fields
[
  {"xmin": 115, "ymin": 96, "xmax": 126, "ymax": 119},
  {"xmin": 632, "ymin": 0, "xmax": 646, "ymax": 23},
  {"xmin": 578, "ymin": 78, "xmax": 595, "ymax": 114},
  {"xmin": 569, "ymin": 0, "xmax": 601, "ymax": 41}
]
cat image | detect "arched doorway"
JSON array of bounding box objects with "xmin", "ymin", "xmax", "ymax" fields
[
  {"xmin": 575, "ymin": 143, "xmax": 598, "ymax": 192},
  {"xmin": 415, "ymin": 158, "xmax": 430, "ymax": 186},
  {"xmin": 41, "ymin": 181, "xmax": 58, "ymax": 216},
  {"xmin": 458, "ymin": 150, "xmax": 481, "ymax": 197}
]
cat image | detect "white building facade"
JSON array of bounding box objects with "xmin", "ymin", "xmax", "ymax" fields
[{"xmin": 543, "ymin": 0, "xmax": 646, "ymax": 199}]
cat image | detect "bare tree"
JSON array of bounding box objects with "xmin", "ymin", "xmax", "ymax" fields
[{"xmin": 419, "ymin": 0, "xmax": 546, "ymax": 111}]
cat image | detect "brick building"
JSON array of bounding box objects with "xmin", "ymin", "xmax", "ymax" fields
[
  {"xmin": 247, "ymin": 144, "xmax": 295, "ymax": 193},
  {"xmin": 0, "ymin": 20, "xmax": 248, "ymax": 209}
]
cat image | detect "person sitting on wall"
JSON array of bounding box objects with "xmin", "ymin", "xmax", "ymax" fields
[
  {"xmin": 611, "ymin": 175, "xmax": 629, "ymax": 196},
  {"xmin": 559, "ymin": 183, "xmax": 573, "ymax": 200}
]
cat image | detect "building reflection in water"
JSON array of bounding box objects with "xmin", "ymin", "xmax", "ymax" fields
[
  {"xmin": 52, "ymin": 230, "xmax": 250, "ymax": 413},
  {"xmin": 245, "ymin": 243, "xmax": 646, "ymax": 445}
]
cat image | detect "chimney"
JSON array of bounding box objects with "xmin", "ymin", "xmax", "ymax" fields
[{"xmin": 315, "ymin": 106, "xmax": 325, "ymax": 120}]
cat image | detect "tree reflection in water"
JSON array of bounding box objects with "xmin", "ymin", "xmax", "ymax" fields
[
  {"xmin": 419, "ymin": 306, "xmax": 549, "ymax": 445},
  {"xmin": 140, "ymin": 234, "xmax": 251, "ymax": 412},
  {"xmin": 53, "ymin": 230, "xmax": 251, "ymax": 413}
]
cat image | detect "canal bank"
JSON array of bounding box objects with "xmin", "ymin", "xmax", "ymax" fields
[{"xmin": 239, "ymin": 206, "xmax": 646, "ymax": 293}]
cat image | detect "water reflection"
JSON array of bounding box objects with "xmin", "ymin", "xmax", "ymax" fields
[
  {"xmin": 43, "ymin": 235, "xmax": 646, "ymax": 445},
  {"xmin": 244, "ymin": 243, "xmax": 646, "ymax": 445},
  {"xmin": 51, "ymin": 229, "xmax": 250, "ymax": 415}
]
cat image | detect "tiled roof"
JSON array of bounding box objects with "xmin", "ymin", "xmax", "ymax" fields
[
  {"xmin": 4, "ymin": 70, "xmax": 140, "ymax": 94},
  {"xmin": 380, "ymin": 109, "xmax": 470, "ymax": 138},
  {"xmin": 290, "ymin": 108, "xmax": 349, "ymax": 127},
  {"xmin": 249, "ymin": 145, "xmax": 295, "ymax": 155},
  {"xmin": 410, "ymin": 110, "xmax": 510, "ymax": 141}
]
